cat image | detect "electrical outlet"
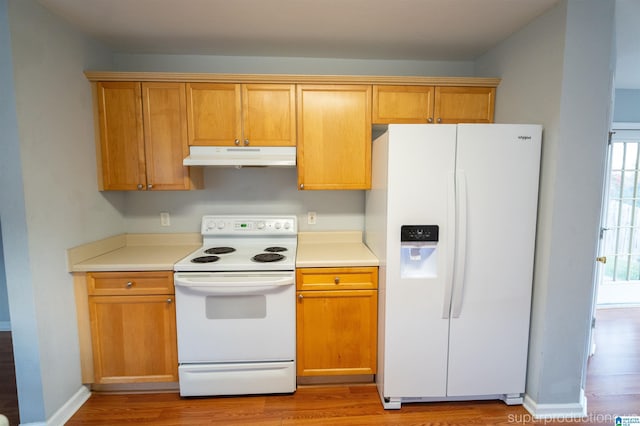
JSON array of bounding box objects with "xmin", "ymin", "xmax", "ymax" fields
[
  {"xmin": 307, "ymin": 211, "xmax": 317, "ymax": 225},
  {"xmin": 160, "ymin": 212, "xmax": 170, "ymax": 227}
]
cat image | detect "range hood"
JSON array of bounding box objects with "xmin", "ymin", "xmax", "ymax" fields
[{"xmin": 183, "ymin": 146, "xmax": 296, "ymax": 167}]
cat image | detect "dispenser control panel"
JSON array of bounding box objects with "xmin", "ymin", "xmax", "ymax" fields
[{"xmin": 401, "ymin": 225, "xmax": 439, "ymax": 242}]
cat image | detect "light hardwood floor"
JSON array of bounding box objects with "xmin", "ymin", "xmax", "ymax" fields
[
  {"xmin": 65, "ymin": 307, "xmax": 640, "ymax": 425},
  {"xmin": 2, "ymin": 307, "xmax": 638, "ymax": 425}
]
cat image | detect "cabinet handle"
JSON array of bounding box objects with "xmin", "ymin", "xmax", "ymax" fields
[
  {"xmin": 126, "ymin": 281, "xmax": 133, "ymax": 288},
  {"xmin": 166, "ymin": 298, "xmax": 173, "ymax": 304},
  {"xmin": 147, "ymin": 184, "xmax": 153, "ymax": 189},
  {"xmin": 300, "ymin": 184, "xmax": 304, "ymax": 189},
  {"xmin": 298, "ymin": 294, "xmax": 303, "ymax": 300},
  {"xmin": 244, "ymin": 139, "xmax": 249, "ymax": 146},
  {"xmin": 234, "ymin": 139, "xmax": 240, "ymax": 146},
  {"xmin": 137, "ymin": 184, "xmax": 143, "ymax": 190},
  {"xmin": 428, "ymin": 117, "xmax": 433, "ymax": 123},
  {"xmin": 437, "ymin": 118, "xmax": 442, "ymax": 123},
  {"xmin": 334, "ymin": 277, "xmax": 340, "ymax": 284}
]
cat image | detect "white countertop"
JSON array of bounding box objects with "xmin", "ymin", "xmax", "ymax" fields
[
  {"xmin": 68, "ymin": 231, "xmax": 378, "ymax": 272},
  {"xmin": 68, "ymin": 233, "xmax": 201, "ymax": 272},
  {"xmin": 295, "ymin": 231, "xmax": 379, "ymax": 268}
]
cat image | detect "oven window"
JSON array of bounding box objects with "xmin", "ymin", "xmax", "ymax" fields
[{"xmin": 205, "ymin": 295, "xmax": 267, "ymax": 319}]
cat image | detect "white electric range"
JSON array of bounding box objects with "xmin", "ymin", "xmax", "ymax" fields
[{"xmin": 173, "ymin": 215, "xmax": 297, "ymax": 397}]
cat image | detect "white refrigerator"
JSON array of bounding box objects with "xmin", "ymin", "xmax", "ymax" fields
[{"xmin": 365, "ymin": 124, "xmax": 542, "ymax": 409}]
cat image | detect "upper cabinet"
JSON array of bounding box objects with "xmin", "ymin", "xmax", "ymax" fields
[
  {"xmin": 372, "ymin": 85, "xmax": 435, "ymax": 124},
  {"xmin": 185, "ymin": 83, "xmax": 241, "ymax": 146},
  {"xmin": 186, "ymin": 83, "xmax": 296, "ymax": 147},
  {"xmin": 372, "ymin": 85, "xmax": 495, "ymax": 124},
  {"xmin": 434, "ymin": 86, "xmax": 495, "ymax": 124},
  {"xmin": 95, "ymin": 82, "xmax": 144, "ymax": 190},
  {"xmin": 297, "ymin": 85, "xmax": 372, "ymax": 190},
  {"xmin": 95, "ymin": 81, "xmax": 202, "ymax": 191},
  {"xmin": 87, "ymin": 73, "xmax": 499, "ymax": 192}
]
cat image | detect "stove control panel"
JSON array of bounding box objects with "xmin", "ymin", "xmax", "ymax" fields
[{"xmin": 201, "ymin": 215, "xmax": 297, "ymax": 235}]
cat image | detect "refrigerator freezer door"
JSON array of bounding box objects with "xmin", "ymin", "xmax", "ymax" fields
[
  {"xmin": 380, "ymin": 124, "xmax": 457, "ymax": 398},
  {"xmin": 446, "ymin": 124, "xmax": 541, "ymax": 397}
]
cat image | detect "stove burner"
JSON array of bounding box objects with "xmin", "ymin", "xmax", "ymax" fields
[
  {"xmin": 204, "ymin": 246, "xmax": 236, "ymax": 255},
  {"xmin": 191, "ymin": 255, "xmax": 220, "ymax": 263},
  {"xmin": 264, "ymin": 246, "xmax": 288, "ymax": 253},
  {"xmin": 252, "ymin": 253, "xmax": 285, "ymax": 263}
]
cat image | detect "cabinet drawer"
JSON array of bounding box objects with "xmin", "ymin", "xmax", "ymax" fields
[
  {"xmin": 87, "ymin": 271, "xmax": 174, "ymax": 295},
  {"xmin": 296, "ymin": 267, "xmax": 378, "ymax": 291}
]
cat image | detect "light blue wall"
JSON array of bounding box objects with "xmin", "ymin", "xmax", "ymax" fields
[
  {"xmin": 4, "ymin": 0, "xmax": 122, "ymax": 423},
  {"xmin": 113, "ymin": 53, "xmax": 475, "ymax": 76},
  {"xmin": 124, "ymin": 169, "xmax": 366, "ymax": 233},
  {"xmin": 614, "ymin": 88, "xmax": 640, "ymax": 122},
  {"xmin": 0, "ymin": 224, "xmax": 9, "ymax": 328},
  {"xmin": 0, "ymin": 0, "xmax": 46, "ymax": 421},
  {"xmin": 476, "ymin": 0, "xmax": 614, "ymax": 410}
]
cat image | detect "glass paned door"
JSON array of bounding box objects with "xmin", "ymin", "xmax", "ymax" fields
[{"xmin": 599, "ymin": 129, "xmax": 640, "ymax": 305}]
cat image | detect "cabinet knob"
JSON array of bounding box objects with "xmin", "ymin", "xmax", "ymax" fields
[
  {"xmin": 137, "ymin": 184, "xmax": 143, "ymax": 190},
  {"xmin": 126, "ymin": 281, "xmax": 133, "ymax": 288},
  {"xmin": 166, "ymin": 298, "xmax": 173, "ymax": 304},
  {"xmin": 147, "ymin": 184, "xmax": 153, "ymax": 189},
  {"xmin": 234, "ymin": 139, "xmax": 240, "ymax": 146},
  {"xmin": 437, "ymin": 118, "xmax": 442, "ymax": 123},
  {"xmin": 298, "ymin": 294, "xmax": 304, "ymax": 300},
  {"xmin": 334, "ymin": 277, "xmax": 340, "ymax": 284},
  {"xmin": 428, "ymin": 117, "xmax": 433, "ymax": 123},
  {"xmin": 299, "ymin": 184, "xmax": 304, "ymax": 189},
  {"xmin": 244, "ymin": 139, "xmax": 250, "ymax": 146}
]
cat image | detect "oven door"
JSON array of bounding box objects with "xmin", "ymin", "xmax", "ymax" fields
[{"xmin": 173, "ymin": 271, "xmax": 295, "ymax": 363}]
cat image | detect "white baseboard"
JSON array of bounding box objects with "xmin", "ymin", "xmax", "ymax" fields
[
  {"xmin": 0, "ymin": 321, "xmax": 10, "ymax": 331},
  {"xmin": 31, "ymin": 385, "xmax": 90, "ymax": 426},
  {"xmin": 17, "ymin": 386, "xmax": 90, "ymax": 426},
  {"xmin": 523, "ymin": 389, "xmax": 587, "ymax": 419}
]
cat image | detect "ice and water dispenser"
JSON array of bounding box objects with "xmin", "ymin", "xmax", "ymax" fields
[{"xmin": 400, "ymin": 225, "xmax": 439, "ymax": 278}]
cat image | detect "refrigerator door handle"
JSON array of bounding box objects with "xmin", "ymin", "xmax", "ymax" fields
[
  {"xmin": 442, "ymin": 171, "xmax": 456, "ymax": 319},
  {"xmin": 452, "ymin": 169, "xmax": 468, "ymax": 318}
]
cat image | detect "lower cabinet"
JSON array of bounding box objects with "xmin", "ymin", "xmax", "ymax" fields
[
  {"xmin": 86, "ymin": 271, "xmax": 178, "ymax": 384},
  {"xmin": 296, "ymin": 267, "xmax": 378, "ymax": 376}
]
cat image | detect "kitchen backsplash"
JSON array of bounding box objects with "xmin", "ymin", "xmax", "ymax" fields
[{"xmin": 121, "ymin": 167, "xmax": 365, "ymax": 233}]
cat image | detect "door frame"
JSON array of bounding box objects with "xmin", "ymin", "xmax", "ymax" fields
[{"xmin": 590, "ymin": 122, "xmax": 640, "ymax": 355}]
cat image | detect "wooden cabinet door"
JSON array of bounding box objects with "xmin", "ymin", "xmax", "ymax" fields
[
  {"xmin": 142, "ymin": 82, "xmax": 194, "ymax": 190},
  {"xmin": 372, "ymin": 85, "xmax": 435, "ymax": 124},
  {"xmin": 297, "ymin": 289, "xmax": 377, "ymax": 376},
  {"xmin": 297, "ymin": 85, "xmax": 372, "ymax": 190},
  {"xmin": 434, "ymin": 86, "xmax": 495, "ymax": 124},
  {"xmin": 242, "ymin": 84, "xmax": 296, "ymax": 146},
  {"xmin": 186, "ymin": 83, "xmax": 242, "ymax": 146},
  {"xmin": 89, "ymin": 294, "xmax": 178, "ymax": 384},
  {"xmin": 96, "ymin": 82, "xmax": 146, "ymax": 190}
]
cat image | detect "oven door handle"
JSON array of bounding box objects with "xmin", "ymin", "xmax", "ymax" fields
[
  {"xmin": 175, "ymin": 284, "xmax": 291, "ymax": 296},
  {"xmin": 174, "ymin": 275, "xmax": 294, "ymax": 291}
]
